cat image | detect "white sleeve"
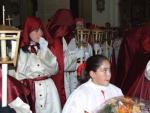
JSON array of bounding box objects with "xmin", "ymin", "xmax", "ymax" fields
[
  {"xmin": 62, "ymin": 93, "xmax": 85, "ymax": 113},
  {"xmin": 145, "ymin": 60, "xmax": 150, "ymax": 80},
  {"xmin": 13, "ymin": 49, "xmax": 29, "ymax": 80},
  {"xmin": 14, "ymin": 49, "xmax": 58, "ymax": 79},
  {"xmin": 9, "ymin": 97, "xmax": 32, "ymax": 113},
  {"xmin": 64, "ymin": 52, "xmax": 78, "ymax": 71},
  {"xmin": 40, "ymin": 49, "xmax": 58, "ymax": 75},
  {"xmin": 67, "ymin": 38, "xmax": 77, "ymax": 51}
]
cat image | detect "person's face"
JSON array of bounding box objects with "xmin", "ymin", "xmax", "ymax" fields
[
  {"xmin": 90, "ymin": 60, "xmax": 111, "ymax": 86},
  {"xmin": 29, "ymin": 28, "xmax": 43, "ymax": 43}
]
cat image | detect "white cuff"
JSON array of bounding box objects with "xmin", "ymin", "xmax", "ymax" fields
[
  {"xmin": 9, "ymin": 97, "xmax": 32, "ymax": 113},
  {"xmin": 145, "ymin": 60, "xmax": 150, "ymax": 81}
]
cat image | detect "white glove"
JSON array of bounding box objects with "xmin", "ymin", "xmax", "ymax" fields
[
  {"xmin": 145, "ymin": 60, "xmax": 150, "ymax": 81},
  {"xmin": 76, "ymin": 48, "xmax": 85, "ymax": 59},
  {"xmin": 93, "ymin": 43, "xmax": 100, "ymax": 53},
  {"xmin": 85, "ymin": 52, "xmax": 90, "ymax": 60},
  {"xmin": 39, "ymin": 37, "xmax": 48, "ymax": 50}
]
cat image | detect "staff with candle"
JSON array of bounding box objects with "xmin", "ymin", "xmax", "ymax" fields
[
  {"xmin": 0, "ymin": 33, "xmax": 8, "ymax": 107},
  {"xmin": 79, "ymin": 32, "xmax": 84, "ymax": 64}
]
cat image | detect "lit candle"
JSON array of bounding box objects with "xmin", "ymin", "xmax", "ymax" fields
[
  {"xmin": 2, "ymin": 5, "xmax": 5, "ymax": 25},
  {"xmin": 1, "ymin": 34, "xmax": 7, "ymax": 60},
  {"xmin": 2, "ymin": 64, "xmax": 8, "ymax": 107},
  {"xmin": 80, "ymin": 46, "xmax": 84, "ymax": 64},
  {"xmin": 105, "ymin": 41, "xmax": 108, "ymax": 58},
  {"xmin": 96, "ymin": 32, "xmax": 98, "ymax": 42},
  {"xmin": 81, "ymin": 32, "xmax": 83, "ymax": 42}
]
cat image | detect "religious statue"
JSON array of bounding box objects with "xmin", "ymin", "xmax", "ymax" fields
[{"xmin": 96, "ymin": 0, "xmax": 105, "ymax": 13}]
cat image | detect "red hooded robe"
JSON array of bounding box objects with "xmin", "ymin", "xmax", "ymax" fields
[{"xmin": 47, "ymin": 9, "xmax": 75, "ymax": 107}]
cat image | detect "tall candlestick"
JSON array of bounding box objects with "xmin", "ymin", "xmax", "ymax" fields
[
  {"xmin": 81, "ymin": 32, "xmax": 83, "ymax": 42},
  {"xmin": 96, "ymin": 33, "xmax": 98, "ymax": 42},
  {"xmin": 2, "ymin": 5, "xmax": 5, "ymax": 25},
  {"xmin": 2, "ymin": 64, "xmax": 8, "ymax": 107},
  {"xmin": 80, "ymin": 46, "xmax": 84, "ymax": 64}
]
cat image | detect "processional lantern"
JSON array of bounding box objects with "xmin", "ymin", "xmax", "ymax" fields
[
  {"xmin": 75, "ymin": 28, "xmax": 90, "ymax": 48},
  {"xmin": 0, "ymin": 5, "xmax": 20, "ymax": 107},
  {"xmin": 75, "ymin": 28, "xmax": 90, "ymax": 63},
  {"xmin": 91, "ymin": 28, "xmax": 105, "ymax": 54},
  {"xmin": 91, "ymin": 28, "xmax": 105, "ymax": 43}
]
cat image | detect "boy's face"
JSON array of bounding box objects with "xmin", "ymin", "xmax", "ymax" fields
[
  {"xmin": 90, "ymin": 60, "xmax": 111, "ymax": 86},
  {"xmin": 29, "ymin": 28, "xmax": 43, "ymax": 43}
]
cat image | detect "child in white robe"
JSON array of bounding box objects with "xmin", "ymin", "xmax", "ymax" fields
[
  {"xmin": 9, "ymin": 16, "xmax": 61, "ymax": 113},
  {"xmin": 62, "ymin": 55, "xmax": 123, "ymax": 113}
]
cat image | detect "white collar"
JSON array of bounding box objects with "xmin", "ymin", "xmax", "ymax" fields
[{"xmin": 88, "ymin": 79, "xmax": 110, "ymax": 91}]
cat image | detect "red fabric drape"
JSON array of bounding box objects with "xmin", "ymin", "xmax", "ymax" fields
[
  {"xmin": 116, "ymin": 23, "xmax": 150, "ymax": 101},
  {"xmin": 116, "ymin": 27, "xmax": 143, "ymax": 93},
  {"xmin": 126, "ymin": 53, "xmax": 150, "ymax": 101},
  {"xmin": 20, "ymin": 76, "xmax": 48, "ymax": 113},
  {"xmin": 110, "ymin": 48, "xmax": 117, "ymax": 84},
  {"xmin": 0, "ymin": 69, "xmax": 30, "ymax": 105},
  {"xmin": 127, "ymin": 73, "xmax": 150, "ymax": 101},
  {"xmin": 50, "ymin": 38, "xmax": 66, "ymax": 107}
]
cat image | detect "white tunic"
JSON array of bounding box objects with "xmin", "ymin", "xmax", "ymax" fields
[
  {"xmin": 62, "ymin": 79, "xmax": 123, "ymax": 113},
  {"xmin": 9, "ymin": 45, "xmax": 61, "ymax": 113},
  {"xmin": 63, "ymin": 38, "xmax": 79, "ymax": 98}
]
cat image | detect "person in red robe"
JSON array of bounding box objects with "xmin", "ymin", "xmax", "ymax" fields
[
  {"xmin": 115, "ymin": 26, "xmax": 143, "ymax": 93},
  {"xmin": 47, "ymin": 9, "xmax": 76, "ymax": 107},
  {"xmin": 116, "ymin": 22, "xmax": 150, "ymax": 101},
  {"xmin": 126, "ymin": 24, "xmax": 150, "ymax": 101},
  {"xmin": 9, "ymin": 16, "xmax": 61, "ymax": 113}
]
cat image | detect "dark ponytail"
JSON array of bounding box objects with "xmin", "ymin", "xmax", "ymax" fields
[{"xmin": 77, "ymin": 55, "xmax": 109, "ymax": 85}]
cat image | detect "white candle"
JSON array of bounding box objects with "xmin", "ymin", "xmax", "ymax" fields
[
  {"xmin": 11, "ymin": 36, "xmax": 17, "ymax": 59},
  {"xmin": 81, "ymin": 32, "xmax": 83, "ymax": 42},
  {"xmin": 80, "ymin": 46, "xmax": 83, "ymax": 64},
  {"xmin": 2, "ymin": 5, "xmax": 5, "ymax": 25},
  {"xmin": 2, "ymin": 64, "xmax": 8, "ymax": 107},
  {"xmin": 1, "ymin": 34, "xmax": 7, "ymax": 60},
  {"xmin": 105, "ymin": 41, "xmax": 108, "ymax": 58},
  {"xmin": 96, "ymin": 33, "xmax": 98, "ymax": 42}
]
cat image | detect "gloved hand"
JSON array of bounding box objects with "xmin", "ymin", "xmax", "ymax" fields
[
  {"xmin": 93, "ymin": 43, "xmax": 100, "ymax": 51},
  {"xmin": 39, "ymin": 37, "xmax": 48, "ymax": 50},
  {"xmin": 145, "ymin": 60, "xmax": 150, "ymax": 81},
  {"xmin": 85, "ymin": 52, "xmax": 90, "ymax": 60},
  {"xmin": 93, "ymin": 43, "xmax": 102, "ymax": 54}
]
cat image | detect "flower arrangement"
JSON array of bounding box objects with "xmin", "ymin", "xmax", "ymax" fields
[{"xmin": 99, "ymin": 96, "xmax": 150, "ymax": 113}]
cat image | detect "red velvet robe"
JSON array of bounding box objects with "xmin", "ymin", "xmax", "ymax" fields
[
  {"xmin": 115, "ymin": 24, "xmax": 150, "ymax": 101},
  {"xmin": 0, "ymin": 69, "xmax": 30, "ymax": 106},
  {"xmin": 47, "ymin": 9, "xmax": 75, "ymax": 107}
]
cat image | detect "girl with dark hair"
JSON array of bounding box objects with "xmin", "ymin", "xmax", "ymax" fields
[{"xmin": 62, "ymin": 55, "xmax": 123, "ymax": 113}]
